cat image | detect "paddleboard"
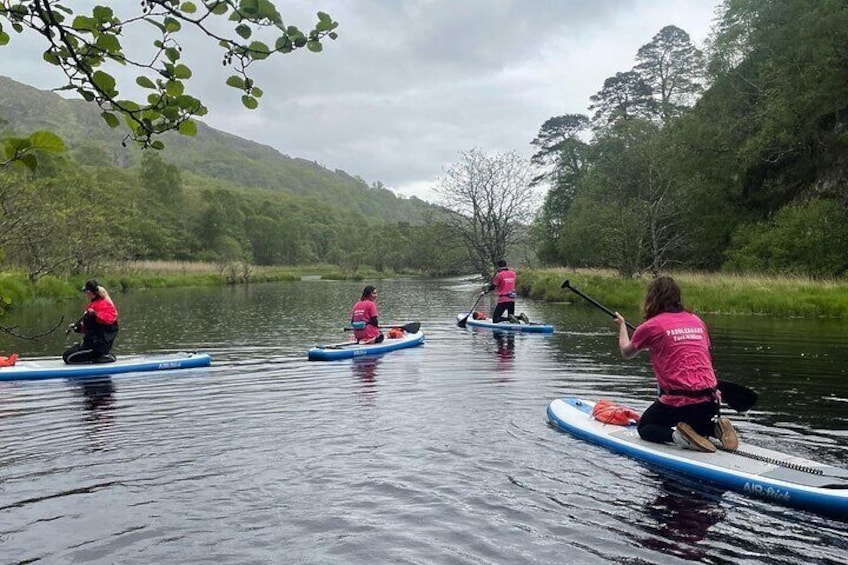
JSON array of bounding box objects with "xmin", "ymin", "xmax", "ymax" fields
[
  {"xmin": 0, "ymin": 352, "xmax": 212, "ymax": 381},
  {"xmin": 308, "ymin": 330, "xmax": 425, "ymax": 361},
  {"xmin": 547, "ymin": 397, "xmax": 848, "ymax": 520},
  {"xmin": 457, "ymin": 314, "xmax": 554, "ymax": 333}
]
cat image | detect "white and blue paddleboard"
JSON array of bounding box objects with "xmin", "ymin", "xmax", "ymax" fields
[
  {"xmin": 547, "ymin": 398, "xmax": 848, "ymax": 520},
  {"xmin": 0, "ymin": 351, "xmax": 212, "ymax": 382},
  {"xmin": 308, "ymin": 330, "xmax": 425, "ymax": 361},
  {"xmin": 457, "ymin": 314, "xmax": 554, "ymax": 333}
]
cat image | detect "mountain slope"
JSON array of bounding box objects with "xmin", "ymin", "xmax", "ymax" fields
[{"xmin": 0, "ymin": 76, "xmax": 436, "ymax": 224}]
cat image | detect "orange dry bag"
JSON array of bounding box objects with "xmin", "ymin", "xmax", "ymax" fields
[
  {"xmin": 591, "ymin": 399, "xmax": 640, "ymax": 426},
  {"xmin": 387, "ymin": 327, "xmax": 405, "ymax": 339},
  {"xmin": 0, "ymin": 353, "xmax": 19, "ymax": 367}
]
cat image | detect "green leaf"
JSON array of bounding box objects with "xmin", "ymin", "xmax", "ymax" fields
[
  {"xmin": 306, "ymin": 40, "xmax": 322, "ymax": 53},
  {"xmin": 0, "ymin": 32, "xmax": 9, "ymax": 47},
  {"xmin": 166, "ymin": 80, "xmax": 184, "ymax": 97},
  {"xmin": 71, "ymin": 15, "xmax": 97, "ymax": 32},
  {"xmin": 248, "ymin": 41, "xmax": 270, "ymax": 60},
  {"xmin": 235, "ymin": 24, "xmax": 251, "ymax": 39},
  {"xmin": 210, "ymin": 2, "xmax": 229, "ymax": 15},
  {"xmin": 251, "ymin": 86, "xmax": 263, "ymax": 98},
  {"xmin": 178, "ymin": 120, "xmax": 198, "ymax": 136},
  {"xmin": 241, "ymin": 95, "xmax": 258, "ymax": 109},
  {"xmin": 174, "ymin": 64, "xmax": 192, "ymax": 79},
  {"xmin": 143, "ymin": 17, "xmax": 166, "ymax": 33},
  {"xmin": 92, "ymin": 70, "xmax": 117, "ymax": 95},
  {"xmin": 164, "ymin": 17, "xmax": 182, "ymax": 33},
  {"xmin": 136, "ymin": 75, "xmax": 157, "ymax": 89},
  {"xmin": 92, "ymin": 6, "xmax": 114, "ymax": 22},
  {"xmin": 19, "ymin": 153, "xmax": 38, "ymax": 171},
  {"xmin": 180, "ymin": 2, "xmax": 197, "ymax": 14},
  {"xmin": 225, "ymin": 75, "xmax": 245, "ymax": 89},
  {"xmin": 165, "ymin": 47, "xmax": 180, "ymax": 62},
  {"xmin": 43, "ymin": 51, "xmax": 61, "ymax": 65},
  {"xmin": 151, "ymin": 140, "xmax": 166, "ymax": 150},
  {"xmin": 28, "ymin": 131, "xmax": 65, "ymax": 152},
  {"xmin": 95, "ymin": 33, "xmax": 121, "ymax": 52},
  {"xmin": 100, "ymin": 111, "xmax": 120, "ymax": 128}
]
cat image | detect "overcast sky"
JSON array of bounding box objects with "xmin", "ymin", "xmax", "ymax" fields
[{"xmin": 0, "ymin": 0, "xmax": 721, "ymax": 203}]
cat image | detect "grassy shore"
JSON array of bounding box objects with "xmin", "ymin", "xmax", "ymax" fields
[
  {"xmin": 0, "ymin": 261, "xmax": 412, "ymax": 311},
  {"xmin": 518, "ymin": 268, "xmax": 848, "ymax": 318}
]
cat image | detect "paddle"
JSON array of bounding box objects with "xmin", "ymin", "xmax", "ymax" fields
[
  {"xmin": 560, "ymin": 279, "xmax": 758, "ymax": 413},
  {"xmin": 343, "ymin": 321, "xmax": 421, "ymax": 334},
  {"xmin": 457, "ymin": 291, "xmax": 487, "ymax": 328}
]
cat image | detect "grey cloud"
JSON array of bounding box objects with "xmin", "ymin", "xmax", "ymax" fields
[{"xmin": 0, "ymin": 0, "xmax": 718, "ymax": 201}]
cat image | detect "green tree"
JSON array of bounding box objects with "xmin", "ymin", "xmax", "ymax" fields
[
  {"xmin": 589, "ymin": 71, "xmax": 654, "ymax": 131},
  {"xmin": 0, "ymin": 1, "xmax": 338, "ymax": 166},
  {"xmin": 634, "ymin": 25, "xmax": 704, "ymax": 123}
]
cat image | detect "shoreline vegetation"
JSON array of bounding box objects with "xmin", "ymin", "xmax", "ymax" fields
[
  {"xmin": 0, "ymin": 261, "xmax": 417, "ymax": 312},
  {"xmin": 1, "ymin": 262, "xmax": 847, "ymax": 319},
  {"xmin": 518, "ymin": 269, "xmax": 848, "ymax": 319}
]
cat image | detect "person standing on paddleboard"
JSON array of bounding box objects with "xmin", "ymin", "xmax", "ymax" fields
[
  {"xmin": 63, "ymin": 279, "xmax": 119, "ymax": 364},
  {"xmin": 484, "ymin": 259, "xmax": 529, "ymax": 324},
  {"xmin": 350, "ymin": 285, "xmax": 384, "ymax": 344},
  {"xmin": 614, "ymin": 276, "xmax": 738, "ymax": 453}
]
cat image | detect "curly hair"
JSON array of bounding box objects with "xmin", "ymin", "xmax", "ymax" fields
[{"xmin": 643, "ymin": 276, "xmax": 684, "ymax": 319}]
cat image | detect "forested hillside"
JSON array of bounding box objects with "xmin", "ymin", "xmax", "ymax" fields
[
  {"xmin": 0, "ymin": 76, "xmax": 432, "ymax": 224},
  {"xmin": 531, "ymin": 0, "xmax": 848, "ymax": 279},
  {"xmin": 0, "ymin": 78, "xmax": 470, "ymax": 278}
]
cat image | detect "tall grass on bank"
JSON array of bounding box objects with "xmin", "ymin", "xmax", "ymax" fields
[
  {"xmin": 518, "ymin": 268, "xmax": 848, "ymax": 319},
  {"xmin": 0, "ymin": 262, "xmax": 416, "ymax": 311}
]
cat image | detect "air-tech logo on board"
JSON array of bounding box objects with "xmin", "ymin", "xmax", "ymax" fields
[{"xmin": 744, "ymin": 482, "xmax": 791, "ymax": 501}]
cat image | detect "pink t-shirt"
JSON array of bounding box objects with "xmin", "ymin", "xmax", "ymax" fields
[
  {"xmin": 630, "ymin": 311, "xmax": 718, "ymax": 407},
  {"xmin": 350, "ymin": 299, "xmax": 380, "ymax": 341},
  {"xmin": 491, "ymin": 269, "xmax": 516, "ymax": 304}
]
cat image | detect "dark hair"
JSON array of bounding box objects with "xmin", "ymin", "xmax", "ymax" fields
[
  {"xmin": 361, "ymin": 285, "xmax": 376, "ymax": 299},
  {"xmin": 496, "ymin": 258, "xmax": 507, "ymax": 268},
  {"xmin": 643, "ymin": 276, "xmax": 684, "ymax": 319},
  {"xmin": 82, "ymin": 279, "xmax": 100, "ymax": 293}
]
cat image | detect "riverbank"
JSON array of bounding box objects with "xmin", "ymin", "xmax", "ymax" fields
[
  {"xmin": 518, "ymin": 268, "xmax": 848, "ymax": 318},
  {"xmin": 0, "ymin": 261, "xmax": 414, "ymax": 311}
]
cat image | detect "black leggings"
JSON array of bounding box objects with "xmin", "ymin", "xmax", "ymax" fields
[
  {"xmin": 492, "ymin": 301, "xmax": 515, "ymax": 323},
  {"xmin": 637, "ymin": 400, "xmax": 719, "ymax": 444}
]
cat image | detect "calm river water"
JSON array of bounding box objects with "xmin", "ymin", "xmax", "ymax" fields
[{"xmin": 1, "ymin": 278, "xmax": 847, "ymax": 564}]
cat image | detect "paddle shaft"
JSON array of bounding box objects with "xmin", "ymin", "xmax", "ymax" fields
[
  {"xmin": 343, "ymin": 321, "xmax": 421, "ymax": 334},
  {"xmin": 457, "ymin": 291, "xmax": 487, "ymax": 327},
  {"xmin": 560, "ymin": 279, "xmax": 757, "ymax": 412},
  {"xmin": 561, "ymin": 280, "xmax": 635, "ymax": 331}
]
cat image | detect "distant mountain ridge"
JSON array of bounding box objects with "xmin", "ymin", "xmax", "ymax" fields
[{"xmin": 0, "ymin": 76, "xmax": 436, "ymax": 224}]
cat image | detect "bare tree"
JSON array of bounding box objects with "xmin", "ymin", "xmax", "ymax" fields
[{"xmin": 435, "ymin": 149, "xmax": 536, "ymax": 276}]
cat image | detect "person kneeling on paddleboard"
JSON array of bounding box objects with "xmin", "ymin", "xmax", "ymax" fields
[
  {"xmin": 484, "ymin": 259, "xmax": 530, "ymax": 324},
  {"xmin": 63, "ymin": 279, "xmax": 119, "ymax": 364},
  {"xmin": 614, "ymin": 276, "xmax": 738, "ymax": 453},
  {"xmin": 350, "ymin": 285, "xmax": 384, "ymax": 344}
]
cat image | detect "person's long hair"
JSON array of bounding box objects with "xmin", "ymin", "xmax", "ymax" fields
[
  {"xmin": 361, "ymin": 285, "xmax": 376, "ymax": 300},
  {"xmin": 643, "ymin": 276, "xmax": 684, "ymax": 319}
]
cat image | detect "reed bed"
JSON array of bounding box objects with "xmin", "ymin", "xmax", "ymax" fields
[{"xmin": 518, "ymin": 268, "xmax": 848, "ymax": 319}]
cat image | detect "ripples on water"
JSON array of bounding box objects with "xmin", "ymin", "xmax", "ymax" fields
[{"xmin": 1, "ymin": 279, "xmax": 847, "ymax": 563}]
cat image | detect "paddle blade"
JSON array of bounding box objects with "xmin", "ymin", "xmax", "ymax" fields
[
  {"xmin": 560, "ymin": 279, "xmax": 572, "ymax": 289},
  {"xmin": 457, "ymin": 315, "xmax": 469, "ymax": 328},
  {"xmin": 398, "ymin": 322, "xmax": 421, "ymax": 334},
  {"xmin": 718, "ymin": 380, "xmax": 758, "ymax": 413}
]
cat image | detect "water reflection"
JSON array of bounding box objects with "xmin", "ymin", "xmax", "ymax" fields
[
  {"xmin": 72, "ymin": 377, "xmax": 116, "ymax": 420},
  {"xmin": 351, "ymin": 356, "xmax": 381, "ymax": 389},
  {"xmin": 492, "ymin": 331, "xmax": 515, "ymax": 369},
  {"xmin": 635, "ymin": 476, "xmax": 726, "ymax": 560}
]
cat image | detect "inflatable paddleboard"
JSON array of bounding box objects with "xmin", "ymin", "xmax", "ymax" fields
[
  {"xmin": 0, "ymin": 352, "xmax": 212, "ymax": 381},
  {"xmin": 308, "ymin": 330, "xmax": 424, "ymax": 361},
  {"xmin": 457, "ymin": 314, "xmax": 553, "ymax": 333},
  {"xmin": 547, "ymin": 397, "xmax": 848, "ymax": 520}
]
